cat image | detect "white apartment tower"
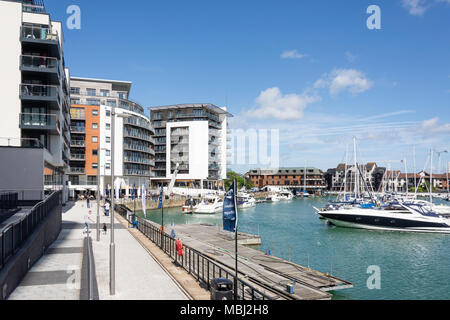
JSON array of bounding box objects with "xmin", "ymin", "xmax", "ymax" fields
[
  {"xmin": 0, "ymin": 0, "xmax": 71, "ymax": 201},
  {"xmin": 148, "ymin": 104, "xmax": 232, "ymax": 190}
]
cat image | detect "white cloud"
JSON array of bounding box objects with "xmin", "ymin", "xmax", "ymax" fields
[
  {"xmin": 314, "ymin": 68, "xmax": 374, "ymax": 96},
  {"xmin": 401, "ymin": 0, "xmax": 429, "ymax": 16},
  {"xmin": 245, "ymin": 87, "xmax": 321, "ymax": 120},
  {"xmin": 281, "ymin": 50, "xmax": 307, "ymax": 59},
  {"xmin": 421, "ymin": 117, "xmax": 450, "ymax": 133}
]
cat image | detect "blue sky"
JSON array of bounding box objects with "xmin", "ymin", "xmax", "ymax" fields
[{"xmin": 46, "ymin": 0, "xmax": 450, "ymax": 173}]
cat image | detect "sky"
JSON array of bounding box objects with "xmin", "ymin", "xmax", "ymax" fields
[{"xmin": 45, "ymin": 0, "xmax": 450, "ymax": 173}]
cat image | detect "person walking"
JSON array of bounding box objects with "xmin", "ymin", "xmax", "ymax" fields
[
  {"xmin": 104, "ymin": 201, "xmax": 110, "ymax": 216},
  {"xmin": 84, "ymin": 210, "xmax": 95, "ymax": 234}
]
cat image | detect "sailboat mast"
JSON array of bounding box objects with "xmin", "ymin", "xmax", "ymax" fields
[
  {"xmin": 344, "ymin": 144, "xmax": 348, "ymax": 199},
  {"xmin": 430, "ymin": 149, "xmax": 433, "ymax": 204},
  {"xmin": 413, "ymin": 145, "xmax": 417, "ymax": 198},
  {"xmin": 353, "ymin": 137, "xmax": 359, "ymax": 199}
]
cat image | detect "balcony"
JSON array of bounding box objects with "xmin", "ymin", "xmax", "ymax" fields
[
  {"xmin": 70, "ymin": 126, "xmax": 86, "ymax": 134},
  {"xmin": 19, "ymin": 113, "xmax": 60, "ymax": 134},
  {"xmin": 20, "ymin": 55, "xmax": 60, "ymax": 79},
  {"xmin": 21, "ymin": 24, "xmax": 59, "ymax": 46},
  {"xmin": 70, "ymin": 154, "xmax": 86, "ymax": 161},
  {"xmin": 68, "ymin": 167, "xmax": 85, "ymax": 175},
  {"xmin": 20, "ymin": 84, "xmax": 61, "ymax": 110},
  {"xmin": 70, "ymin": 140, "xmax": 85, "ymax": 148}
]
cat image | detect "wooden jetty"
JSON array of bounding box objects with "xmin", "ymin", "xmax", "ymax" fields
[{"xmin": 168, "ymin": 223, "xmax": 353, "ymax": 300}]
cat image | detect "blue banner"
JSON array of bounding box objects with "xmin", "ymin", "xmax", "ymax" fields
[
  {"xmin": 223, "ymin": 181, "xmax": 237, "ymax": 233},
  {"xmin": 158, "ymin": 187, "xmax": 164, "ymax": 209}
]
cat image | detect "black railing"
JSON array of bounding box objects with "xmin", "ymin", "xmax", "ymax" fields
[
  {"xmin": 0, "ymin": 193, "xmax": 18, "ymax": 212},
  {"xmin": 133, "ymin": 217, "xmax": 272, "ymax": 300},
  {"xmin": 0, "ymin": 191, "xmax": 61, "ymax": 272}
]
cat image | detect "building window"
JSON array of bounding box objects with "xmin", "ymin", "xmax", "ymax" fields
[
  {"xmin": 70, "ymin": 87, "xmax": 80, "ymax": 95},
  {"xmin": 106, "ymin": 163, "xmax": 111, "ymax": 169},
  {"xmin": 100, "ymin": 89, "xmax": 110, "ymax": 97},
  {"xmin": 106, "ymin": 150, "xmax": 111, "ymax": 157},
  {"xmin": 106, "ymin": 137, "xmax": 111, "ymax": 143},
  {"xmin": 92, "ymin": 123, "xmax": 98, "ymax": 129},
  {"xmin": 87, "ymin": 100, "xmax": 100, "ymax": 106},
  {"xmin": 106, "ymin": 100, "xmax": 116, "ymax": 107},
  {"xmin": 106, "ymin": 110, "xmax": 111, "ymax": 117},
  {"xmin": 92, "ymin": 163, "xmax": 98, "ymax": 169},
  {"xmin": 92, "ymin": 149, "xmax": 98, "ymax": 156},
  {"xmin": 71, "ymin": 98, "xmax": 80, "ymax": 105},
  {"xmin": 106, "ymin": 123, "xmax": 111, "ymax": 130},
  {"xmin": 92, "ymin": 136, "xmax": 98, "ymax": 143},
  {"xmin": 92, "ymin": 109, "xmax": 99, "ymax": 116},
  {"xmin": 86, "ymin": 88, "xmax": 96, "ymax": 96}
]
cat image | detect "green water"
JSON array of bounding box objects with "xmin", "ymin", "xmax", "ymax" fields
[{"xmin": 137, "ymin": 197, "xmax": 450, "ymax": 300}]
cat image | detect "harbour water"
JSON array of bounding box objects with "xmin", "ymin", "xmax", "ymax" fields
[{"xmin": 136, "ymin": 197, "xmax": 450, "ymax": 300}]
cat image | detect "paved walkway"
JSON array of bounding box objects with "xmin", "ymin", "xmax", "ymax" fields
[{"xmin": 8, "ymin": 201, "xmax": 188, "ymax": 300}]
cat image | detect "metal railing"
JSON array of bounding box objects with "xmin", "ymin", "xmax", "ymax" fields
[
  {"xmin": 21, "ymin": 24, "xmax": 58, "ymax": 42},
  {"xmin": 134, "ymin": 218, "xmax": 272, "ymax": 300},
  {"xmin": 69, "ymin": 167, "xmax": 86, "ymax": 174},
  {"xmin": 20, "ymin": 84, "xmax": 59, "ymax": 100},
  {"xmin": 70, "ymin": 140, "xmax": 86, "ymax": 147},
  {"xmin": 20, "ymin": 113, "xmax": 60, "ymax": 131},
  {"xmin": 21, "ymin": 55, "xmax": 59, "ymax": 73},
  {"xmin": 0, "ymin": 191, "xmax": 61, "ymax": 272},
  {"xmin": 0, "ymin": 193, "xmax": 18, "ymax": 213}
]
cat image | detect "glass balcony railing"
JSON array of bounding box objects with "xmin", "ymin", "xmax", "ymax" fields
[
  {"xmin": 70, "ymin": 126, "xmax": 86, "ymax": 134},
  {"xmin": 68, "ymin": 167, "xmax": 85, "ymax": 174},
  {"xmin": 21, "ymin": 24, "xmax": 58, "ymax": 42},
  {"xmin": 20, "ymin": 113, "xmax": 60, "ymax": 133},
  {"xmin": 70, "ymin": 154, "xmax": 86, "ymax": 161},
  {"xmin": 70, "ymin": 140, "xmax": 85, "ymax": 147},
  {"xmin": 21, "ymin": 55, "xmax": 59, "ymax": 74},
  {"xmin": 20, "ymin": 84, "xmax": 60, "ymax": 101}
]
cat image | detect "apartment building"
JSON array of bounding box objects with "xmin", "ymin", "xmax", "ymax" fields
[
  {"xmin": 148, "ymin": 104, "xmax": 232, "ymax": 190},
  {"xmin": 326, "ymin": 163, "xmax": 386, "ymax": 192},
  {"xmin": 0, "ymin": 0, "xmax": 71, "ymax": 202},
  {"xmin": 246, "ymin": 167, "xmax": 327, "ymax": 193},
  {"xmin": 68, "ymin": 77, "xmax": 155, "ymax": 198}
]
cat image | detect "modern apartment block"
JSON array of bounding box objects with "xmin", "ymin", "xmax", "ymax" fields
[
  {"xmin": 246, "ymin": 168, "xmax": 327, "ymax": 193},
  {"xmin": 0, "ymin": 0, "xmax": 71, "ymax": 202},
  {"xmin": 68, "ymin": 77, "xmax": 155, "ymax": 198},
  {"xmin": 148, "ymin": 104, "xmax": 232, "ymax": 190}
]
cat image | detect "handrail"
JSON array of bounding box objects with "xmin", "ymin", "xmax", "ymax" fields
[
  {"xmin": 1, "ymin": 191, "xmax": 61, "ymax": 272},
  {"xmin": 133, "ymin": 217, "xmax": 272, "ymax": 300}
]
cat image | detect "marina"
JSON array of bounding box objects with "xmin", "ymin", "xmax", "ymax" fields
[{"xmin": 138, "ymin": 196, "xmax": 450, "ymax": 300}]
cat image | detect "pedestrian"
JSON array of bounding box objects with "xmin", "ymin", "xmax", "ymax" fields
[
  {"xmin": 104, "ymin": 201, "xmax": 110, "ymax": 216},
  {"xmin": 87, "ymin": 196, "xmax": 90, "ymax": 208},
  {"xmin": 103, "ymin": 223, "xmax": 107, "ymax": 235},
  {"xmin": 83, "ymin": 210, "xmax": 95, "ymax": 234}
]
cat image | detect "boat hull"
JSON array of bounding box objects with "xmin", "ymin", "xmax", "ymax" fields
[{"xmin": 319, "ymin": 212, "xmax": 450, "ymax": 234}]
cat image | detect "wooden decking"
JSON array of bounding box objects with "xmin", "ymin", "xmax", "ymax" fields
[{"xmin": 168, "ymin": 224, "xmax": 353, "ymax": 300}]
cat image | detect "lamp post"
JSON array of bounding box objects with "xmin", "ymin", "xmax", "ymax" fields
[
  {"xmin": 110, "ymin": 108, "xmax": 131, "ymax": 296},
  {"xmin": 96, "ymin": 148, "xmax": 107, "ymax": 242}
]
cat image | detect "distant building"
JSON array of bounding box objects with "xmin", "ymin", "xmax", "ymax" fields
[
  {"xmin": 325, "ymin": 163, "xmax": 386, "ymax": 192},
  {"xmin": 246, "ymin": 167, "xmax": 327, "ymax": 193},
  {"xmin": 148, "ymin": 104, "xmax": 232, "ymax": 190},
  {"xmin": 69, "ymin": 77, "xmax": 155, "ymax": 198}
]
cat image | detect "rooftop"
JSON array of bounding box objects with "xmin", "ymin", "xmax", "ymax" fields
[
  {"xmin": 70, "ymin": 77, "xmax": 132, "ymax": 94},
  {"xmin": 148, "ymin": 104, "xmax": 233, "ymax": 117}
]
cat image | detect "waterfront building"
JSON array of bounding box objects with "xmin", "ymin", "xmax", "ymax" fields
[
  {"xmin": 246, "ymin": 167, "xmax": 327, "ymax": 193},
  {"xmin": 148, "ymin": 104, "xmax": 232, "ymax": 190},
  {"xmin": 0, "ymin": 0, "xmax": 71, "ymax": 202},
  {"xmin": 326, "ymin": 163, "xmax": 386, "ymax": 192},
  {"xmin": 69, "ymin": 77, "xmax": 155, "ymax": 198}
]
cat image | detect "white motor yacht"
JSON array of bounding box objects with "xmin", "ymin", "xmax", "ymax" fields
[
  {"xmin": 194, "ymin": 195, "xmax": 224, "ymax": 214},
  {"xmin": 237, "ymin": 192, "xmax": 256, "ymax": 209}
]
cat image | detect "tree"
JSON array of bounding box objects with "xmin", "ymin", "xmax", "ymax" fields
[{"xmin": 225, "ymin": 171, "xmax": 254, "ymax": 190}]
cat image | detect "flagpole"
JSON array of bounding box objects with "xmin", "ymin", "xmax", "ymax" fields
[{"xmin": 233, "ymin": 179, "xmax": 238, "ymax": 300}]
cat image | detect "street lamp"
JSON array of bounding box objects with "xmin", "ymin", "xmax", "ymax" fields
[
  {"xmin": 97, "ymin": 148, "xmax": 108, "ymax": 242},
  {"xmin": 110, "ymin": 108, "xmax": 132, "ymax": 296}
]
